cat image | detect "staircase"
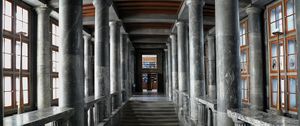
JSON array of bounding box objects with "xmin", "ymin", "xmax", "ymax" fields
[{"xmin": 120, "ymin": 101, "xmax": 180, "ymax": 126}]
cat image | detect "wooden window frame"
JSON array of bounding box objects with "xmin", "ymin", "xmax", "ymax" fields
[
  {"xmin": 285, "ymin": 36, "xmax": 296, "ymax": 72},
  {"xmin": 268, "ymin": 2, "xmax": 284, "ymax": 39},
  {"xmin": 270, "ymin": 76, "xmax": 286, "ymax": 108},
  {"xmin": 287, "ymin": 76, "xmax": 297, "ymax": 112},
  {"xmin": 284, "ymin": 0, "xmax": 296, "ymax": 33},
  {"xmin": 269, "ymin": 39, "xmax": 285, "ymax": 73},
  {"xmin": 2, "ymin": 0, "xmax": 32, "ymax": 112},
  {"xmin": 241, "ymin": 76, "xmax": 250, "ymax": 103}
]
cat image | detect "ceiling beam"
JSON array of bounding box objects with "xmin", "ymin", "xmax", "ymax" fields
[
  {"xmin": 133, "ymin": 43, "xmax": 167, "ymax": 49},
  {"xmin": 129, "ymin": 29, "xmax": 170, "ymax": 35}
]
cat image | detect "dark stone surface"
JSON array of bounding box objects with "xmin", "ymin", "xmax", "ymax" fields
[
  {"xmin": 215, "ymin": 0, "xmax": 241, "ymax": 125},
  {"xmin": 0, "ymin": 0, "xmax": 3, "ymax": 125},
  {"xmin": 59, "ymin": 0, "xmax": 85, "ymax": 125},
  {"xmin": 246, "ymin": 6, "xmax": 264, "ymax": 111},
  {"xmin": 4, "ymin": 107, "xmax": 74, "ymax": 126},
  {"xmin": 227, "ymin": 108, "xmax": 299, "ymax": 126}
]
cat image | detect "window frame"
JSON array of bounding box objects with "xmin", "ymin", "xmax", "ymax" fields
[
  {"xmin": 268, "ymin": 2, "xmax": 284, "ymax": 39},
  {"xmin": 2, "ymin": 0, "xmax": 32, "ymax": 112},
  {"xmin": 285, "ymin": 36, "xmax": 296, "ymax": 72},
  {"xmin": 287, "ymin": 76, "xmax": 297, "ymax": 112},
  {"xmin": 284, "ymin": 0, "xmax": 296, "ymax": 33},
  {"xmin": 50, "ymin": 19, "xmax": 59, "ymax": 104}
]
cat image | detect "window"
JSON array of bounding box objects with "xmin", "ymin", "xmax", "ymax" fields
[
  {"xmin": 142, "ymin": 55, "xmax": 157, "ymax": 69},
  {"xmin": 51, "ymin": 22, "xmax": 59, "ymax": 101},
  {"xmin": 241, "ymin": 78, "xmax": 249, "ymax": 102},
  {"xmin": 285, "ymin": 0, "xmax": 295, "ymax": 32},
  {"xmin": 288, "ymin": 77, "xmax": 297, "ymax": 110},
  {"xmin": 287, "ymin": 38, "xmax": 296, "ymax": 71},
  {"xmin": 268, "ymin": 0, "xmax": 297, "ymax": 112},
  {"xmin": 269, "ymin": 3, "xmax": 283, "ymax": 37},
  {"xmin": 239, "ymin": 20, "xmax": 250, "ymax": 103},
  {"xmin": 2, "ymin": 0, "xmax": 31, "ymax": 111}
]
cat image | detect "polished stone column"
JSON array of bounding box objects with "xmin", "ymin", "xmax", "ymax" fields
[
  {"xmin": 93, "ymin": 0, "xmax": 111, "ymax": 121},
  {"xmin": 176, "ymin": 21, "xmax": 187, "ymax": 103},
  {"xmin": 120, "ymin": 34, "xmax": 129, "ymax": 102},
  {"xmin": 110, "ymin": 21, "xmax": 121, "ymax": 109},
  {"xmin": 167, "ymin": 43, "xmax": 173, "ymax": 100},
  {"xmin": 164, "ymin": 49, "xmax": 168, "ymax": 95},
  {"xmin": 59, "ymin": 0, "xmax": 84, "ymax": 125},
  {"xmin": 170, "ymin": 34, "xmax": 178, "ymax": 102},
  {"xmin": 84, "ymin": 34, "xmax": 92, "ymax": 97},
  {"xmin": 207, "ymin": 35, "xmax": 216, "ymax": 99},
  {"xmin": 0, "ymin": 0, "xmax": 3, "ymax": 124},
  {"xmin": 187, "ymin": 0, "xmax": 205, "ymax": 124},
  {"xmin": 36, "ymin": 6, "xmax": 51, "ymax": 109},
  {"xmin": 296, "ymin": 0, "xmax": 300, "ymax": 124},
  {"xmin": 215, "ymin": 0, "xmax": 241, "ymax": 125},
  {"xmin": 246, "ymin": 6, "xmax": 264, "ymax": 111}
]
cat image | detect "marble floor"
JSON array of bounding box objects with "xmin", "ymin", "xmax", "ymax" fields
[{"xmin": 130, "ymin": 91, "xmax": 170, "ymax": 101}]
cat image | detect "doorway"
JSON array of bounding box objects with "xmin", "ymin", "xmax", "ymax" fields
[{"xmin": 142, "ymin": 73, "xmax": 158, "ymax": 93}]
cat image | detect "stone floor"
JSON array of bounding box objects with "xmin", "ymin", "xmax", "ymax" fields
[{"xmin": 131, "ymin": 91, "xmax": 170, "ymax": 102}]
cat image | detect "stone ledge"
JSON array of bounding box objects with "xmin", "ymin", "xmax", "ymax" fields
[
  {"xmin": 195, "ymin": 96, "xmax": 217, "ymax": 111},
  {"xmin": 227, "ymin": 108, "xmax": 299, "ymax": 126},
  {"xmin": 4, "ymin": 107, "xmax": 74, "ymax": 126},
  {"xmin": 84, "ymin": 96, "xmax": 105, "ymax": 109}
]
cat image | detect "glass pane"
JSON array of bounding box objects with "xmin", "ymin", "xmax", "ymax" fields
[
  {"xmin": 16, "ymin": 20, "xmax": 22, "ymax": 33},
  {"xmin": 286, "ymin": 0, "xmax": 294, "ymax": 15},
  {"xmin": 16, "ymin": 41, "xmax": 21, "ymax": 56},
  {"xmin": 23, "ymin": 91, "xmax": 28, "ymax": 104},
  {"xmin": 271, "ymin": 58, "xmax": 278, "ymax": 70},
  {"xmin": 271, "ymin": 23, "xmax": 276, "ymax": 33},
  {"xmin": 289, "ymin": 94, "xmax": 296, "ymax": 108},
  {"xmin": 16, "ymin": 77, "xmax": 20, "ymax": 91},
  {"xmin": 240, "ymin": 36, "xmax": 243, "ymax": 46},
  {"xmin": 23, "ymin": 23, "xmax": 28, "ymax": 34},
  {"xmin": 142, "ymin": 55, "xmax": 157, "ymax": 69},
  {"xmin": 276, "ymin": 5, "xmax": 282, "ymax": 19},
  {"xmin": 4, "ymin": 16, "xmax": 12, "ymax": 31},
  {"xmin": 22, "ymin": 43, "xmax": 28, "ymax": 56},
  {"xmin": 16, "ymin": 55, "xmax": 20, "ymax": 69},
  {"xmin": 23, "ymin": 57, "xmax": 28, "ymax": 70},
  {"xmin": 280, "ymin": 56, "xmax": 284, "ymax": 70},
  {"xmin": 272, "ymin": 93, "xmax": 277, "ymax": 105},
  {"xmin": 287, "ymin": 16, "xmax": 295, "ymax": 31},
  {"xmin": 288, "ymin": 40, "xmax": 295, "ymax": 54},
  {"xmin": 23, "ymin": 10, "xmax": 28, "ymax": 23},
  {"xmin": 4, "ymin": 54, "xmax": 11, "ymax": 68},
  {"xmin": 281, "ymin": 92, "xmax": 285, "ymax": 104},
  {"xmin": 23, "ymin": 77, "xmax": 28, "ymax": 90},
  {"xmin": 272, "ymin": 79, "xmax": 278, "ymax": 91},
  {"xmin": 271, "ymin": 9, "xmax": 276, "ymax": 22},
  {"xmin": 4, "ymin": 76, "xmax": 12, "ymax": 91},
  {"xmin": 4, "ymin": 92, "xmax": 12, "ymax": 106},
  {"xmin": 288, "ymin": 55, "xmax": 296, "ymax": 70},
  {"xmin": 4, "ymin": 38, "xmax": 11, "ymax": 53},
  {"xmin": 272, "ymin": 44, "xmax": 277, "ymax": 57},
  {"xmin": 4, "ymin": 1, "xmax": 12, "ymax": 16},
  {"xmin": 16, "ymin": 6, "xmax": 22, "ymax": 20},
  {"xmin": 289, "ymin": 78, "xmax": 296, "ymax": 93}
]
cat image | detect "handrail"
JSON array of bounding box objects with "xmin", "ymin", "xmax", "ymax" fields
[
  {"xmin": 4, "ymin": 107, "xmax": 74, "ymax": 126},
  {"xmin": 84, "ymin": 96, "xmax": 105, "ymax": 109},
  {"xmin": 195, "ymin": 96, "xmax": 217, "ymax": 111}
]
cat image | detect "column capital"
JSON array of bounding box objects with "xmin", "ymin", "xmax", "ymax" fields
[
  {"xmin": 109, "ymin": 21, "xmax": 122, "ymax": 27},
  {"xmin": 35, "ymin": 5, "xmax": 51, "ymax": 15},
  {"xmin": 93, "ymin": 0, "xmax": 112, "ymax": 7},
  {"xmin": 246, "ymin": 6, "xmax": 262, "ymax": 15},
  {"xmin": 170, "ymin": 33, "xmax": 176, "ymax": 38},
  {"xmin": 186, "ymin": 0, "xmax": 205, "ymax": 7},
  {"xmin": 175, "ymin": 20, "xmax": 185, "ymax": 27}
]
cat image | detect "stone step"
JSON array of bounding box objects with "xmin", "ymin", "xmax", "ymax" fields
[
  {"xmin": 122, "ymin": 111, "xmax": 177, "ymax": 116},
  {"xmin": 120, "ymin": 122, "xmax": 180, "ymax": 126},
  {"xmin": 121, "ymin": 118, "xmax": 179, "ymax": 122},
  {"xmin": 123, "ymin": 109, "xmax": 176, "ymax": 112},
  {"xmin": 121, "ymin": 115, "xmax": 178, "ymax": 119}
]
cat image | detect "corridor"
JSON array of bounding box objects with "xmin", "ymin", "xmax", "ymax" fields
[{"xmin": 0, "ymin": 0, "xmax": 300, "ymax": 126}]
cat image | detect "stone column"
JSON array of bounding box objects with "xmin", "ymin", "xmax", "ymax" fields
[
  {"xmin": 176, "ymin": 21, "xmax": 187, "ymax": 118},
  {"xmin": 110, "ymin": 21, "xmax": 121, "ymax": 109},
  {"xmin": 215, "ymin": 0, "xmax": 241, "ymax": 125},
  {"xmin": 93, "ymin": 0, "xmax": 111, "ymax": 121},
  {"xmin": 207, "ymin": 35, "xmax": 216, "ymax": 99},
  {"xmin": 83, "ymin": 34, "xmax": 92, "ymax": 97},
  {"xmin": 246, "ymin": 6, "xmax": 264, "ymax": 111},
  {"xmin": 120, "ymin": 34, "xmax": 129, "ymax": 102},
  {"xmin": 59, "ymin": 0, "xmax": 84, "ymax": 125},
  {"xmin": 0, "ymin": 0, "xmax": 3, "ymax": 124},
  {"xmin": 164, "ymin": 49, "xmax": 168, "ymax": 96},
  {"xmin": 36, "ymin": 6, "xmax": 51, "ymax": 109},
  {"xmin": 187, "ymin": 0, "xmax": 205, "ymax": 124},
  {"xmin": 170, "ymin": 34, "xmax": 178, "ymax": 103},
  {"xmin": 296, "ymin": 0, "xmax": 300, "ymax": 124},
  {"xmin": 167, "ymin": 43, "xmax": 173, "ymax": 100}
]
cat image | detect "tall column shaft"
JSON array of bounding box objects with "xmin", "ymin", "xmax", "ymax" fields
[
  {"xmin": 59, "ymin": 0, "xmax": 84, "ymax": 126},
  {"xmin": 177, "ymin": 22, "xmax": 187, "ymax": 93},
  {"xmin": 164, "ymin": 49, "xmax": 169, "ymax": 96},
  {"xmin": 0, "ymin": 0, "xmax": 3, "ymax": 124},
  {"xmin": 187, "ymin": 0, "xmax": 205, "ymax": 123},
  {"xmin": 110, "ymin": 21, "xmax": 121, "ymax": 108},
  {"xmin": 207, "ymin": 35, "xmax": 216, "ymax": 99},
  {"xmin": 246, "ymin": 6, "xmax": 264, "ymax": 110},
  {"xmin": 93, "ymin": 0, "xmax": 111, "ymax": 120},
  {"xmin": 170, "ymin": 34, "xmax": 178, "ymax": 102},
  {"xmin": 296, "ymin": 0, "xmax": 300, "ymax": 124},
  {"xmin": 120, "ymin": 34, "xmax": 129, "ymax": 101},
  {"xmin": 84, "ymin": 35, "xmax": 92, "ymax": 97},
  {"xmin": 36, "ymin": 6, "xmax": 51, "ymax": 109},
  {"xmin": 215, "ymin": 0, "xmax": 241, "ymax": 125},
  {"xmin": 167, "ymin": 43, "xmax": 173, "ymax": 99}
]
